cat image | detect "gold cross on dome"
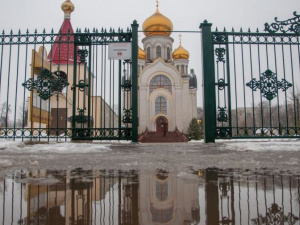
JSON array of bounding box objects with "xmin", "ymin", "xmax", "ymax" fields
[
  {"xmin": 156, "ymin": 0, "xmax": 159, "ymax": 8},
  {"xmin": 179, "ymin": 34, "xmax": 182, "ymax": 44}
]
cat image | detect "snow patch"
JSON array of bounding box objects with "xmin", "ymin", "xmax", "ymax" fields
[
  {"xmin": 0, "ymin": 140, "xmax": 111, "ymax": 154},
  {"xmin": 30, "ymin": 160, "xmax": 39, "ymax": 166},
  {"xmin": 222, "ymin": 141, "xmax": 300, "ymax": 152},
  {"xmin": 0, "ymin": 160, "xmax": 13, "ymax": 168}
]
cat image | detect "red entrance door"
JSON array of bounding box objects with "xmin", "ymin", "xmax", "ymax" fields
[{"xmin": 156, "ymin": 117, "xmax": 168, "ymax": 134}]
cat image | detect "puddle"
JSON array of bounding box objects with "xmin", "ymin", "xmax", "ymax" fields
[{"xmin": 0, "ymin": 168, "xmax": 299, "ymax": 225}]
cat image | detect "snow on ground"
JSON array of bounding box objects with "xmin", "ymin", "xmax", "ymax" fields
[
  {"xmin": 0, "ymin": 139, "xmax": 111, "ymax": 153},
  {"xmin": 219, "ymin": 139, "xmax": 300, "ymax": 151},
  {"xmin": 0, "ymin": 138, "xmax": 299, "ymax": 179}
]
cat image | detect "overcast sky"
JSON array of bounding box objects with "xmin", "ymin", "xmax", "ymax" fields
[{"xmin": 0, "ymin": 0, "xmax": 299, "ymax": 106}]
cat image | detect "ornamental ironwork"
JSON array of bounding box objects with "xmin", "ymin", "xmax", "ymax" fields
[
  {"xmin": 219, "ymin": 217, "xmax": 232, "ymax": 225},
  {"xmin": 71, "ymin": 80, "xmax": 88, "ymax": 92},
  {"xmin": 266, "ymin": 203, "xmax": 284, "ymax": 225},
  {"xmin": 264, "ymin": 11, "xmax": 300, "ymax": 34},
  {"xmin": 246, "ymin": 69, "xmax": 292, "ymax": 101},
  {"xmin": 22, "ymin": 68, "xmax": 69, "ymax": 100},
  {"xmin": 217, "ymin": 107, "xmax": 228, "ymax": 122},
  {"xmin": 74, "ymin": 108, "xmax": 87, "ymax": 124},
  {"xmin": 216, "ymin": 127, "xmax": 231, "ymax": 138},
  {"xmin": 123, "ymin": 109, "xmax": 132, "ymax": 123},
  {"xmin": 215, "ymin": 48, "xmax": 226, "ymax": 62},
  {"xmin": 219, "ymin": 181, "xmax": 230, "ymax": 198},
  {"xmin": 212, "ymin": 33, "xmax": 227, "ymax": 44},
  {"xmin": 78, "ymin": 49, "xmax": 88, "ymax": 63},
  {"xmin": 216, "ymin": 78, "xmax": 228, "ymax": 90},
  {"xmin": 122, "ymin": 79, "xmax": 132, "ymax": 92}
]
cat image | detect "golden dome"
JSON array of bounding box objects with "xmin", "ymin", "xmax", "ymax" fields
[
  {"xmin": 172, "ymin": 38, "xmax": 190, "ymax": 60},
  {"xmin": 138, "ymin": 46, "xmax": 146, "ymax": 60},
  {"xmin": 142, "ymin": 6, "xmax": 173, "ymax": 37},
  {"xmin": 61, "ymin": 0, "xmax": 75, "ymax": 14}
]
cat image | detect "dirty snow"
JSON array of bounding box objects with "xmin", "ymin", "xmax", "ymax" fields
[{"xmin": 0, "ymin": 139, "xmax": 299, "ymax": 178}]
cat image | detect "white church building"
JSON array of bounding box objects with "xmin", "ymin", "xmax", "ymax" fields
[{"xmin": 137, "ymin": 3, "xmax": 198, "ymax": 135}]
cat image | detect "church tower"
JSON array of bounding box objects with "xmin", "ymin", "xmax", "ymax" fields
[{"xmin": 138, "ymin": 2, "xmax": 197, "ymax": 137}]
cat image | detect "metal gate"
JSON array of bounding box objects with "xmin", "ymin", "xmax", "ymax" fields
[
  {"xmin": 201, "ymin": 12, "xmax": 300, "ymax": 142},
  {"xmin": 0, "ymin": 21, "xmax": 138, "ymax": 142}
]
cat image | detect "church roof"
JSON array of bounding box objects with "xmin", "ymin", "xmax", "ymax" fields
[
  {"xmin": 48, "ymin": 0, "xmax": 78, "ymax": 65},
  {"xmin": 142, "ymin": 3, "xmax": 173, "ymax": 37}
]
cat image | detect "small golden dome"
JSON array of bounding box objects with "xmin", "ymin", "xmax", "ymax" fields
[
  {"xmin": 61, "ymin": 0, "xmax": 75, "ymax": 14},
  {"xmin": 142, "ymin": 6, "xmax": 173, "ymax": 37},
  {"xmin": 138, "ymin": 46, "xmax": 146, "ymax": 60},
  {"xmin": 172, "ymin": 37, "xmax": 189, "ymax": 60}
]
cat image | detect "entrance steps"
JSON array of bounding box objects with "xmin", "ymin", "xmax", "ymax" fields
[{"xmin": 139, "ymin": 131, "xmax": 188, "ymax": 143}]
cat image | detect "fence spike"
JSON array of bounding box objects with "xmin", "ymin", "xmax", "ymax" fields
[
  {"xmin": 256, "ymin": 28, "xmax": 259, "ymax": 33},
  {"xmin": 34, "ymin": 29, "xmax": 37, "ymax": 34},
  {"xmin": 223, "ymin": 27, "xmax": 226, "ymax": 32},
  {"xmin": 248, "ymin": 28, "xmax": 251, "ymax": 32},
  {"xmin": 18, "ymin": 29, "xmax": 21, "ymax": 35},
  {"xmin": 2, "ymin": 30, "xmax": 5, "ymax": 35},
  {"xmin": 51, "ymin": 28, "xmax": 54, "ymax": 34},
  {"xmin": 232, "ymin": 27, "xmax": 234, "ymax": 32},
  {"xmin": 240, "ymin": 27, "xmax": 243, "ymax": 32},
  {"xmin": 215, "ymin": 27, "xmax": 218, "ymax": 32},
  {"xmin": 26, "ymin": 29, "xmax": 29, "ymax": 34},
  {"xmin": 10, "ymin": 29, "xmax": 13, "ymax": 35}
]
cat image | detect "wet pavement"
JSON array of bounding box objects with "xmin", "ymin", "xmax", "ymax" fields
[{"xmin": 0, "ymin": 168, "xmax": 299, "ymax": 225}]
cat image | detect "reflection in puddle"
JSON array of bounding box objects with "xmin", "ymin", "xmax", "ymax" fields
[{"xmin": 0, "ymin": 168, "xmax": 299, "ymax": 225}]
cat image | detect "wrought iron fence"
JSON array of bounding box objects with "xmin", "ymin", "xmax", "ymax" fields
[
  {"xmin": 201, "ymin": 12, "xmax": 300, "ymax": 142},
  {"xmin": 0, "ymin": 21, "xmax": 138, "ymax": 142}
]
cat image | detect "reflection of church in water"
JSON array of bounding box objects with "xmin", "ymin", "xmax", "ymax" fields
[
  {"xmin": 138, "ymin": 2, "xmax": 198, "ymax": 135},
  {"xmin": 12, "ymin": 169, "xmax": 200, "ymax": 225}
]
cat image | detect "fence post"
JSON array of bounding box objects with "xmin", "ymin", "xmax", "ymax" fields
[
  {"xmin": 131, "ymin": 20, "xmax": 139, "ymax": 143},
  {"xmin": 200, "ymin": 21, "xmax": 216, "ymax": 143}
]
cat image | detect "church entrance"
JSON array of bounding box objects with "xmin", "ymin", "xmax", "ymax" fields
[{"xmin": 156, "ymin": 116, "xmax": 168, "ymax": 135}]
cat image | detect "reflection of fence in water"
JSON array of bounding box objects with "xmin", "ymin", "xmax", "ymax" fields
[{"xmin": 0, "ymin": 169, "xmax": 299, "ymax": 225}]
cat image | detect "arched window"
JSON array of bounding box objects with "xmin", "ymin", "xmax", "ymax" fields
[
  {"xmin": 167, "ymin": 47, "xmax": 170, "ymax": 60},
  {"xmin": 155, "ymin": 96, "xmax": 167, "ymax": 115},
  {"xmin": 150, "ymin": 75, "xmax": 172, "ymax": 93},
  {"xmin": 156, "ymin": 46, "xmax": 161, "ymax": 58},
  {"xmin": 147, "ymin": 47, "xmax": 151, "ymax": 60}
]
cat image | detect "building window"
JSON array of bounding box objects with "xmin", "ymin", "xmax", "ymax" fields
[
  {"xmin": 155, "ymin": 96, "xmax": 167, "ymax": 115},
  {"xmin": 156, "ymin": 46, "xmax": 161, "ymax": 58},
  {"xmin": 147, "ymin": 47, "xmax": 151, "ymax": 60},
  {"xmin": 151, "ymin": 205, "xmax": 173, "ymax": 223},
  {"xmin": 150, "ymin": 75, "xmax": 172, "ymax": 93},
  {"xmin": 181, "ymin": 65, "xmax": 185, "ymax": 74},
  {"xmin": 167, "ymin": 47, "xmax": 170, "ymax": 60},
  {"xmin": 156, "ymin": 181, "xmax": 168, "ymax": 201}
]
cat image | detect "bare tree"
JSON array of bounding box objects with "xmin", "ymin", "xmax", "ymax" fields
[{"xmin": 0, "ymin": 102, "xmax": 11, "ymax": 127}]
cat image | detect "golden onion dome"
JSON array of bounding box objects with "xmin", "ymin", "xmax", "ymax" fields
[
  {"xmin": 172, "ymin": 38, "xmax": 190, "ymax": 60},
  {"xmin": 138, "ymin": 46, "xmax": 146, "ymax": 60},
  {"xmin": 142, "ymin": 5, "xmax": 173, "ymax": 37},
  {"xmin": 61, "ymin": 0, "xmax": 75, "ymax": 14}
]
